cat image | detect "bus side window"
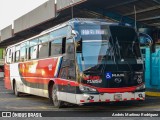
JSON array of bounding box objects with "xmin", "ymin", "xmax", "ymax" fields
[
  {"xmin": 39, "ymin": 42, "xmax": 49, "ymax": 58},
  {"xmin": 20, "ymin": 47, "xmax": 26, "ymax": 62},
  {"xmin": 66, "ymin": 39, "xmax": 74, "ymax": 59},
  {"xmin": 6, "ymin": 49, "xmax": 12, "ymax": 64},
  {"xmin": 29, "ymin": 46, "xmax": 38, "ymax": 60},
  {"xmin": 50, "ymin": 39, "xmax": 62, "ymax": 56},
  {"xmin": 39, "ymin": 34, "xmax": 49, "ymax": 43},
  {"xmin": 50, "ymin": 26, "xmax": 68, "ymax": 40},
  {"xmin": 15, "ymin": 50, "xmax": 20, "ymax": 62}
]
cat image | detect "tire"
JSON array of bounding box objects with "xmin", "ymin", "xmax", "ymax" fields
[
  {"xmin": 52, "ymin": 84, "xmax": 64, "ymax": 108},
  {"xmin": 14, "ymin": 82, "xmax": 20, "ymax": 97}
]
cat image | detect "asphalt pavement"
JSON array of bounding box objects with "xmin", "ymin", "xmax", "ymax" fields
[{"xmin": 0, "ymin": 78, "xmax": 160, "ymax": 119}]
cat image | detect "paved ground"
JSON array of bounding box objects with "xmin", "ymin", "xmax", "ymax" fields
[{"xmin": 0, "ymin": 79, "xmax": 160, "ymax": 119}]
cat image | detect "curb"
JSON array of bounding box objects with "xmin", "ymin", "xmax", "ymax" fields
[{"xmin": 146, "ymin": 91, "xmax": 160, "ymax": 97}]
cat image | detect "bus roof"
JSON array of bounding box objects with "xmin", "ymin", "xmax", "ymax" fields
[{"xmin": 6, "ymin": 18, "xmax": 131, "ymax": 49}]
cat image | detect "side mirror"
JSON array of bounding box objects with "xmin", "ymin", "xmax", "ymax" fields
[
  {"xmin": 67, "ymin": 30, "xmax": 79, "ymax": 39},
  {"xmin": 138, "ymin": 33, "xmax": 153, "ymax": 46},
  {"xmin": 71, "ymin": 30, "xmax": 78, "ymax": 36}
]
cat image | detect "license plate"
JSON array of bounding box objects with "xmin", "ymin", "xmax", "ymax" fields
[{"xmin": 114, "ymin": 94, "xmax": 122, "ymax": 100}]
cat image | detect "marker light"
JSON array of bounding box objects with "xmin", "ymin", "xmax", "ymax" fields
[{"xmin": 79, "ymin": 85, "xmax": 97, "ymax": 93}]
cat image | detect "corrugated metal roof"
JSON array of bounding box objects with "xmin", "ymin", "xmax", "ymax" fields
[
  {"xmin": 94, "ymin": 0, "xmax": 160, "ymax": 28},
  {"xmin": 0, "ymin": 0, "xmax": 160, "ymax": 47}
]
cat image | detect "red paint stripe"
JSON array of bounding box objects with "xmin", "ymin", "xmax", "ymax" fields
[
  {"xmin": 97, "ymin": 87, "xmax": 136, "ymax": 93},
  {"xmin": 115, "ymin": 100, "xmax": 120, "ymax": 102},
  {"xmin": 124, "ymin": 98, "xmax": 127, "ymax": 101},
  {"xmin": 80, "ymin": 100, "xmax": 85, "ymax": 102},
  {"xmin": 99, "ymin": 100, "xmax": 101, "ymax": 102},
  {"xmin": 4, "ymin": 64, "xmax": 12, "ymax": 90},
  {"xmin": 106, "ymin": 99, "xmax": 110, "ymax": 102},
  {"xmin": 136, "ymin": 98, "xmax": 140, "ymax": 100},
  {"xmin": 55, "ymin": 78, "xmax": 79, "ymax": 86},
  {"xmin": 93, "ymin": 83, "xmax": 144, "ymax": 93},
  {"xmin": 89, "ymin": 100, "xmax": 94, "ymax": 102},
  {"xmin": 131, "ymin": 98, "xmax": 135, "ymax": 100}
]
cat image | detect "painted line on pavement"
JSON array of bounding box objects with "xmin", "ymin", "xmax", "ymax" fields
[{"xmin": 146, "ymin": 92, "xmax": 160, "ymax": 97}]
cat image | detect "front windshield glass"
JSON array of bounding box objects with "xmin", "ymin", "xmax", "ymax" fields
[
  {"xmin": 76, "ymin": 24, "xmax": 142, "ymax": 72},
  {"xmin": 81, "ymin": 40, "xmax": 111, "ymax": 71},
  {"xmin": 110, "ymin": 26, "xmax": 141, "ymax": 60},
  {"xmin": 76, "ymin": 24, "xmax": 114, "ymax": 72}
]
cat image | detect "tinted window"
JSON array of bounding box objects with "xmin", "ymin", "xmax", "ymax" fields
[
  {"xmin": 20, "ymin": 47, "xmax": 26, "ymax": 62},
  {"xmin": 39, "ymin": 34, "xmax": 49, "ymax": 43},
  {"xmin": 39, "ymin": 42, "xmax": 49, "ymax": 58},
  {"xmin": 50, "ymin": 39, "xmax": 62, "ymax": 56},
  {"xmin": 66, "ymin": 39, "xmax": 74, "ymax": 59},
  {"xmin": 15, "ymin": 50, "xmax": 20, "ymax": 62},
  {"xmin": 6, "ymin": 49, "xmax": 12, "ymax": 64},
  {"xmin": 20, "ymin": 42, "xmax": 27, "ymax": 62},
  {"xmin": 50, "ymin": 27, "xmax": 68, "ymax": 40},
  {"xmin": 29, "ymin": 46, "xmax": 38, "ymax": 59},
  {"xmin": 30, "ymin": 39, "xmax": 38, "ymax": 46},
  {"xmin": 110, "ymin": 26, "xmax": 141, "ymax": 59}
]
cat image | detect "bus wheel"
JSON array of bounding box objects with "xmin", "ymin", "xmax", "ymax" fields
[
  {"xmin": 14, "ymin": 82, "xmax": 20, "ymax": 97},
  {"xmin": 52, "ymin": 84, "xmax": 63, "ymax": 108}
]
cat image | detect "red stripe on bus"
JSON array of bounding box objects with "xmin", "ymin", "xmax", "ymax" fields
[
  {"xmin": 54, "ymin": 78, "xmax": 79, "ymax": 86},
  {"xmin": 80, "ymin": 100, "xmax": 85, "ymax": 102},
  {"xmin": 124, "ymin": 98, "xmax": 127, "ymax": 101},
  {"xmin": 136, "ymin": 98, "xmax": 140, "ymax": 100},
  {"xmin": 81, "ymin": 84, "xmax": 144, "ymax": 93},
  {"xmin": 97, "ymin": 86, "xmax": 137, "ymax": 93},
  {"xmin": 19, "ymin": 58, "xmax": 58, "ymax": 82},
  {"xmin": 4, "ymin": 64, "xmax": 12, "ymax": 90},
  {"xmin": 89, "ymin": 100, "xmax": 94, "ymax": 102},
  {"xmin": 106, "ymin": 99, "xmax": 110, "ymax": 102}
]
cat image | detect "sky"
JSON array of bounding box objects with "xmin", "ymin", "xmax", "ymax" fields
[{"xmin": 0, "ymin": 0, "xmax": 48, "ymax": 30}]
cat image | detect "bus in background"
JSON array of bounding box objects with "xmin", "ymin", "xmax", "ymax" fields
[{"xmin": 4, "ymin": 18, "xmax": 145, "ymax": 108}]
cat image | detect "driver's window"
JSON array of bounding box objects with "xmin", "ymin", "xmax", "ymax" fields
[{"xmin": 66, "ymin": 39, "xmax": 74, "ymax": 59}]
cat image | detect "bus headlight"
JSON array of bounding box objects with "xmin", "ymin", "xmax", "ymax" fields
[
  {"xmin": 136, "ymin": 84, "xmax": 145, "ymax": 90},
  {"xmin": 79, "ymin": 85, "xmax": 97, "ymax": 93}
]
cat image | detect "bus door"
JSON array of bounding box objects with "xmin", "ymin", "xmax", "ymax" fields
[{"xmin": 59, "ymin": 38, "xmax": 76, "ymax": 103}]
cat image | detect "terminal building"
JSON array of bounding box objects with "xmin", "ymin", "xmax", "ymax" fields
[{"xmin": 0, "ymin": 0, "xmax": 160, "ymax": 94}]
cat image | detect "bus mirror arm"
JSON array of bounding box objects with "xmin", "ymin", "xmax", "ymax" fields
[{"xmin": 71, "ymin": 30, "xmax": 80, "ymax": 37}]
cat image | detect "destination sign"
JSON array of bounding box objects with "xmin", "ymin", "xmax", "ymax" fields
[{"xmin": 81, "ymin": 29, "xmax": 108, "ymax": 35}]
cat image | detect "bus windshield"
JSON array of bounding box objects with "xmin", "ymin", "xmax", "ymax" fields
[
  {"xmin": 76, "ymin": 24, "xmax": 142, "ymax": 72},
  {"xmin": 109, "ymin": 26, "xmax": 141, "ymax": 60}
]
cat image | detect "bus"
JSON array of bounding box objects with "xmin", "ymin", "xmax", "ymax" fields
[{"xmin": 4, "ymin": 18, "xmax": 145, "ymax": 108}]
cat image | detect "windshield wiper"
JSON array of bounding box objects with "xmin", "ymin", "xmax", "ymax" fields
[
  {"xmin": 116, "ymin": 37, "xmax": 122, "ymax": 60},
  {"xmin": 115, "ymin": 37, "xmax": 134, "ymax": 73}
]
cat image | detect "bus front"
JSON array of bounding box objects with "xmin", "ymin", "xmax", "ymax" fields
[{"xmin": 74, "ymin": 21, "xmax": 145, "ymax": 104}]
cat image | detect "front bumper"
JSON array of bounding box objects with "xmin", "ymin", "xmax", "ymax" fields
[{"xmin": 76, "ymin": 92, "xmax": 145, "ymax": 104}]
